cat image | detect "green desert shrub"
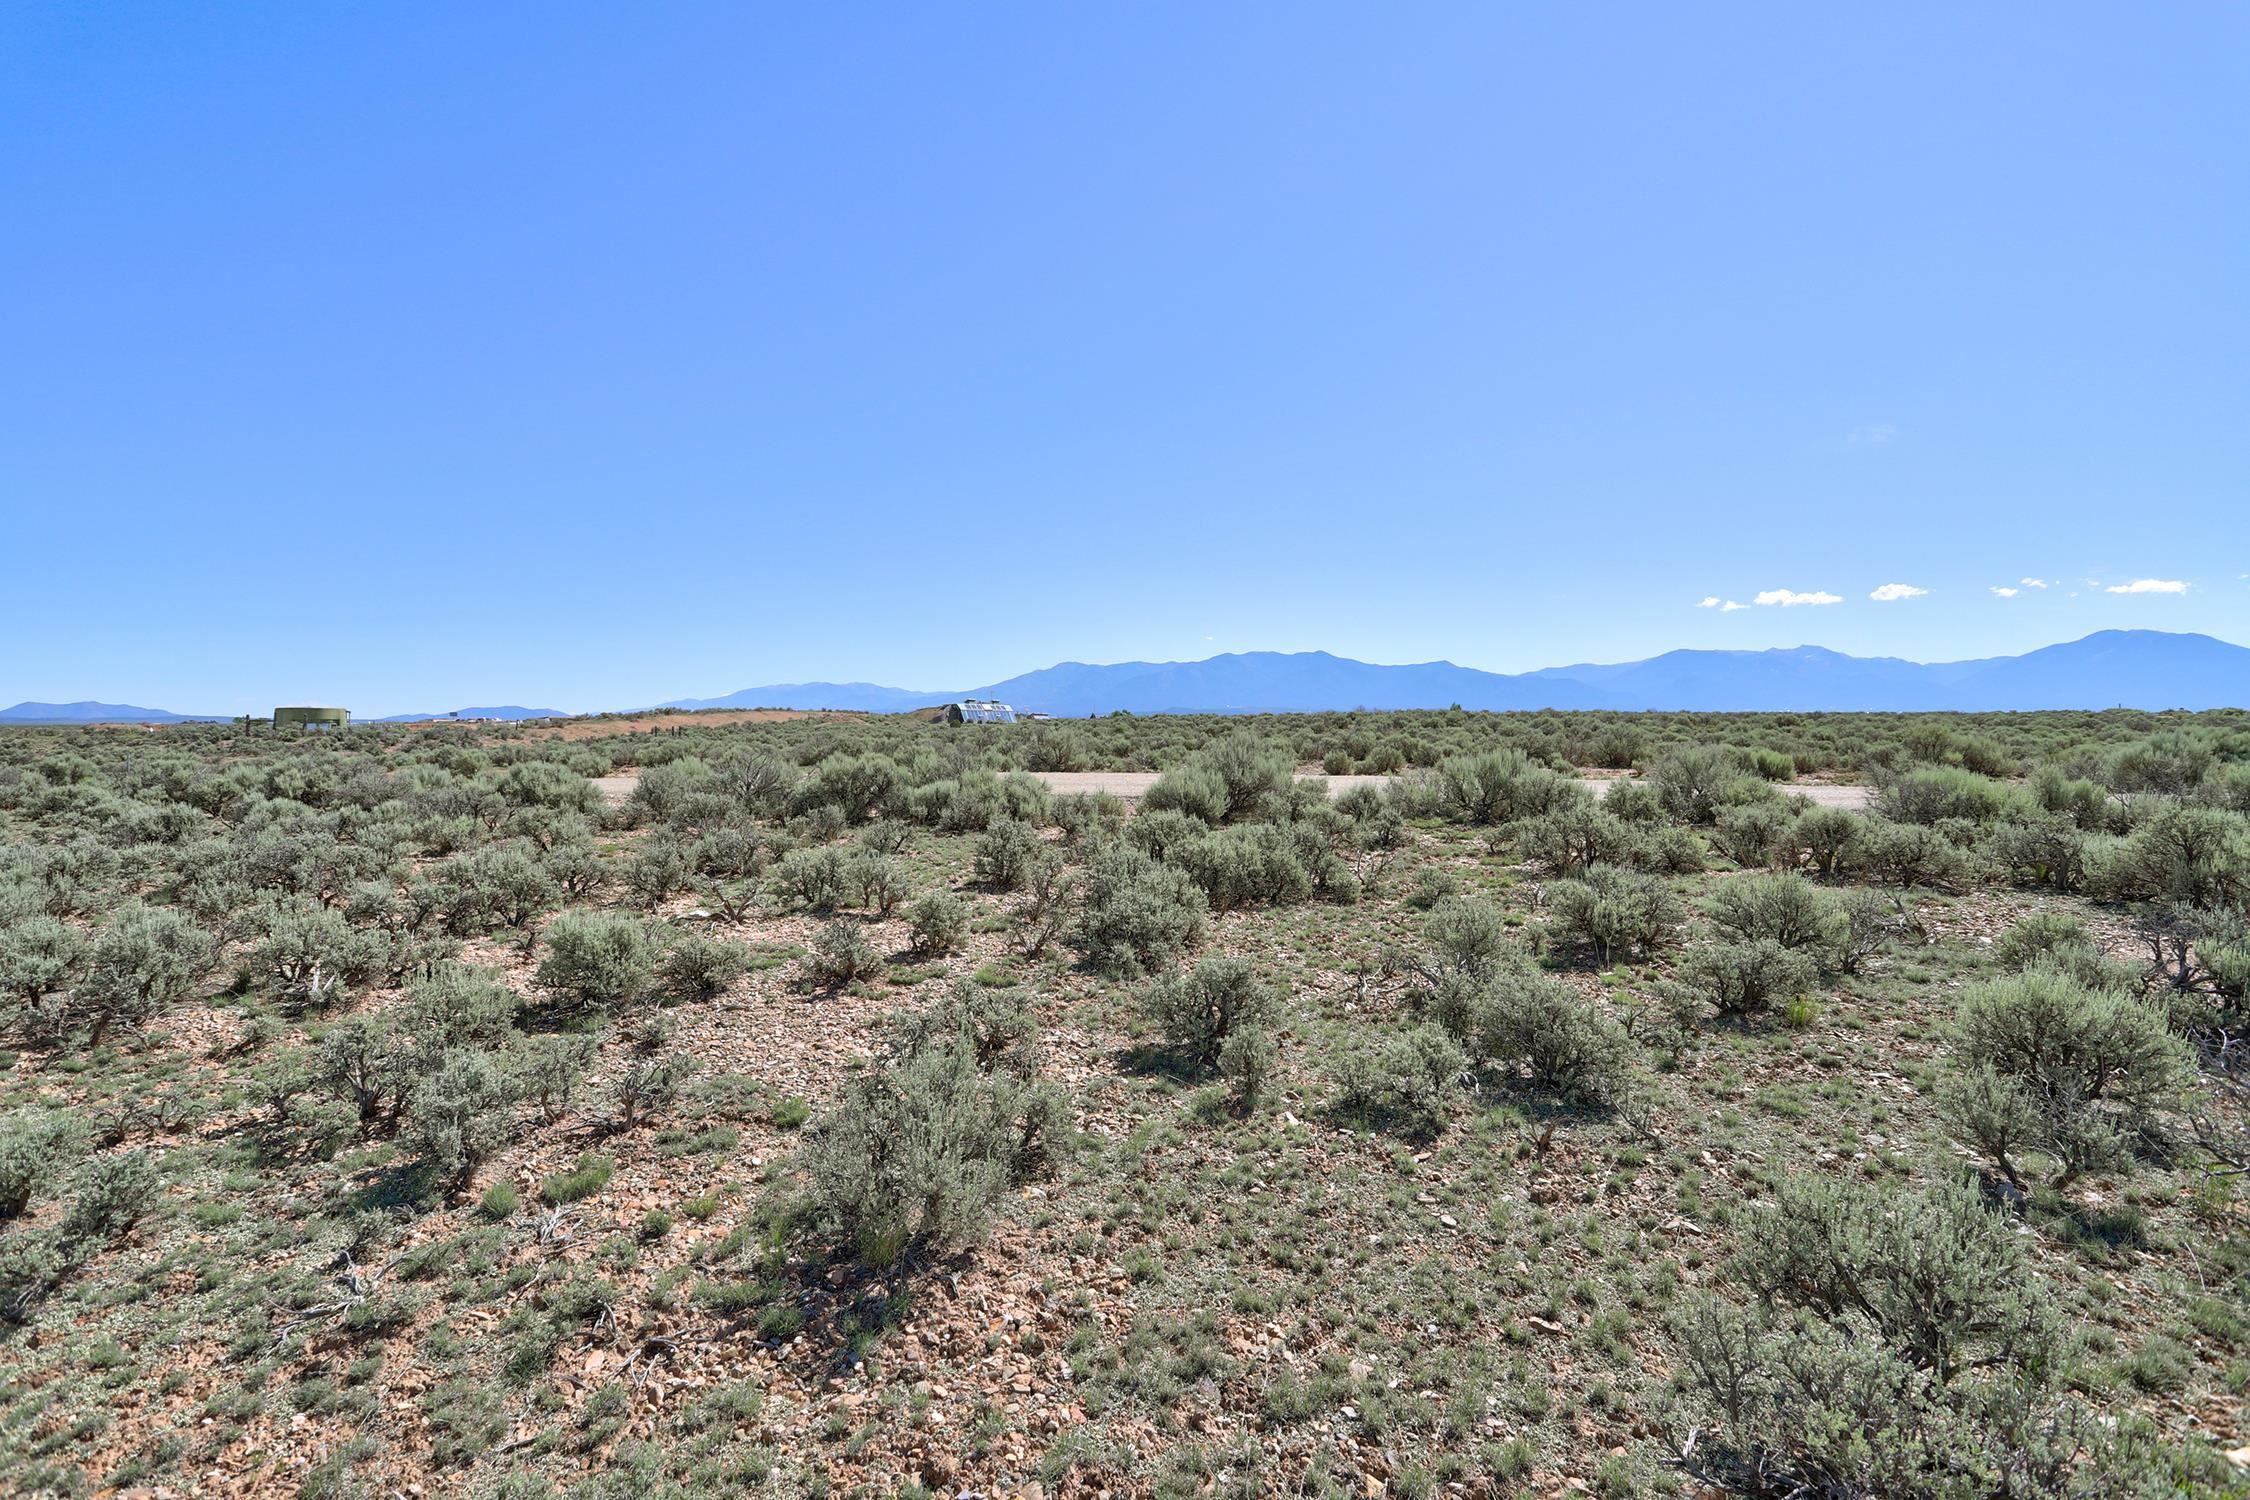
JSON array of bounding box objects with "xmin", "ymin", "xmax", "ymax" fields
[
  {"xmin": 403, "ymin": 1049, "xmax": 519, "ymax": 1189},
  {"xmin": 1068, "ymin": 845, "xmax": 1208, "ymax": 978},
  {"xmin": 1711, "ymin": 801, "xmax": 1795, "ymax": 869},
  {"xmin": 905, "ymin": 890, "xmax": 967, "ymax": 959},
  {"xmin": 2088, "ymin": 802, "xmax": 2250, "ymax": 909},
  {"xmin": 1860, "ymin": 820, "xmax": 1960, "ymax": 888},
  {"xmin": 1680, "ymin": 938, "xmax": 1816, "ymax": 1018},
  {"xmin": 1142, "ymin": 956, "xmax": 1278, "ymax": 1070},
  {"xmin": 1881, "ymin": 766, "xmax": 2011, "ymax": 825},
  {"xmin": 1330, "ymin": 1024, "xmax": 1466, "ymax": 1138},
  {"xmin": 251, "ymin": 901, "xmax": 392, "ymax": 1009},
  {"xmin": 506, "ymin": 1033, "xmax": 596, "ymax": 1124},
  {"xmin": 658, "ymin": 930, "xmax": 751, "ymax": 999},
  {"xmin": 316, "ymin": 1015, "xmax": 416, "ymax": 1129},
  {"xmin": 806, "ymin": 916, "xmax": 885, "ymax": 984},
  {"xmin": 441, "ymin": 845, "xmax": 560, "ymax": 931},
  {"xmin": 0, "ymin": 1107, "xmax": 88, "ymax": 1219},
  {"xmin": 0, "ymin": 914, "xmax": 85, "ymax": 1008},
  {"xmin": 1666, "ymin": 1174, "xmax": 2174, "ymax": 1498},
  {"xmin": 535, "ymin": 910, "xmax": 657, "ymax": 1009},
  {"xmin": 1819, "ymin": 887, "xmax": 1899, "ymax": 976},
  {"xmin": 1437, "ymin": 750, "xmax": 1580, "ymax": 826},
  {"xmin": 1515, "ymin": 804, "xmax": 1635, "ymax": 877},
  {"xmin": 71, "ymin": 903, "xmax": 215, "ymax": 1047},
  {"xmin": 973, "ymin": 819, "xmax": 1042, "ymax": 891},
  {"xmin": 1792, "ymin": 805, "xmax": 1864, "ymax": 877},
  {"xmin": 1169, "ymin": 823, "xmax": 1313, "ymax": 910},
  {"xmin": 1991, "ymin": 912, "xmax": 2098, "ymax": 975},
  {"xmin": 61, "ymin": 1149, "xmax": 160, "ymax": 1243},
  {"xmin": 766, "ymin": 846, "xmax": 850, "ymax": 911},
  {"xmin": 1141, "ymin": 763, "xmax": 1229, "ymax": 825},
  {"xmin": 1707, "ymin": 872, "xmax": 1834, "ymax": 951},
  {"xmin": 1196, "ymin": 733, "xmax": 1296, "ymax": 822},
  {"xmin": 1940, "ymin": 969, "xmax": 2191, "ymax": 1191},
  {"xmin": 612, "ymin": 1048, "xmax": 699, "ymax": 1127},
  {"xmin": 1650, "ymin": 745, "xmax": 1753, "ymax": 825},
  {"xmin": 1986, "ymin": 814, "xmax": 2090, "ymax": 892},
  {"xmin": 794, "ymin": 992, "xmax": 1066, "ymax": 1266},
  {"xmin": 1468, "ymin": 968, "xmax": 1634, "ymax": 1108},
  {"xmin": 1218, "ymin": 1024, "xmax": 1279, "ymax": 1111},
  {"xmin": 401, "ymin": 965, "xmax": 520, "ymax": 1050},
  {"xmin": 621, "ymin": 838, "xmax": 694, "ymax": 910},
  {"xmin": 1545, "ymin": 865, "xmax": 1681, "ymax": 963},
  {"xmin": 1599, "ymin": 778, "xmax": 1664, "ymax": 825},
  {"xmin": 842, "ymin": 849, "xmax": 908, "ymax": 916}
]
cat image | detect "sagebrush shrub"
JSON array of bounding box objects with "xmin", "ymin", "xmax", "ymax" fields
[
  {"xmin": 72, "ymin": 904, "xmax": 215, "ymax": 1047},
  {"xmin": 0, "ymin": 915, "xmax": 84, "ymax": 1007},
  {"xmin": 807, "ymin": 916, "xmax": 885, "ymax": 984},
  {"xmin": 973, "ymin": 818, "xmax": 1043, "ymax": 891},
  {"xmin": 1219, "ymin": 1024, "xmax": 1278, "ymax": 1111},
  {"xmin": 1516, "ymin": 804, "xmax": 1636, "ymax": 877},
  {"xmin": 659, "ymin": 930, "xmax": 751, "ymax": 998},
  {"xmin": 1792, "ymin": 805, "xmax": 1863, "ymax": 877},
  {"xmin": 1860, "ymin": 820, "xmax": 1960, "ymax": 888},
  {"xmin": 1437, "ymin": 750, "xmax": 1581, "ymax": 826},
  {"xmin": 1669, "ymin": 1174, "xmax": 2115, "ymax": 1498},
  {"xmin": 61, "ymin": 1149, "xmax": 159, "ymax": 1243},
  {"xmin": 1707, "ymin": 872, "xmax": 1834, "ymax": 951},
  {"xmin": 404, "ymin": 1049, "xmax": 519, "ymax": 1188},
  {"xmin": 1545, "ymin": 865, "xmax": 1680, "ymax": 963},
  {"xmin": 1940, "ymin": 969, "xmax": 2189, "ymax": 1190},
  {"xmin": 402, "ymin": 965, "xmax": 520, "ymax": 1050},
  {"xmin": 1469, "ymin": 968, "xmax": 1634, "ymax": 1107},
  {"xmin": 0, "ymin": 1107, "xmax": 87, "ymax": 1219},
  {"xmin": 797, "ymin": 993, "xmax": 1066, "ymax": 1265},
  {"xmin": 535, "ymin": 910, "xmax": 656, "ymax": 1009},
  {"xmin": 1680, "ymin": 938, "xmax": 1815, "ymax": 1017},
  {"xmin": 613, "ymin": 1048, "xmax": 699, "ymax": 1127},
  {"xmin": 1068, "ymin": 845, "xmax": 1208, "ymax": 978},
  {"xmin": 1170, "ymin": 823, "xmax": 1313, "ymax": 910},
  {"xmin": 1650, "ymin": 745, "xmax": 1751, "ymax": 825},
  {"xmin": 1142, "ymin": 956, "xmax": 1277, "ymax": 1069},
  {"xmin": 1330, "ymin": 1024, "xmax": 1465, "ymax": 1138},
  {"xmin": 905, "ymin": 891, "xmax": 967, "ymax": 959}
]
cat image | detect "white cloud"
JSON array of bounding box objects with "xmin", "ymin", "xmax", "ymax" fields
[
  {"xmin": 1846, "ymin": 423, "xmax": 1898, "ymax": 446},
  {"xmin": 1869, "ymin": 583, "xmax": 1928, "ymax": 602},
  {"xmin": 1697, "ymin": 597, "xmax": 1720, "ymax": 608},
  {"xmin": 2020, "ymin": 577, "xmax": 2049, "ymax": 588},
  {"xmin": 1754, "ymin": 589, "xmax": 1843, "ymax": 607},
  {"xmin": 1697, "ymin": 596, "xmax": 1748, "ymax": 612},
  {"xmin": 1990, "ymin": 586, "xmax": 2019, "ymax": 598},
  {"xmin": 2105, "ymin": 578, "xmax": 2189, "ymax": 595}
]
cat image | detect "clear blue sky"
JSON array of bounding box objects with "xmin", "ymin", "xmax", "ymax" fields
[{"xmin": 4, "ymin": 3, "xmax": 2244, "ymax": 715}]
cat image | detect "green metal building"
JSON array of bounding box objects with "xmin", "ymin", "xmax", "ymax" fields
[{"xmin": 272, "ymin": 706, "xmax": 350, "ymax": 731}]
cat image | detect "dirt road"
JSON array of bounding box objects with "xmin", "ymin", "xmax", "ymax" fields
[{"xmin": 590, "ymin": 769, "xmax": 1870, "ymax": 810}]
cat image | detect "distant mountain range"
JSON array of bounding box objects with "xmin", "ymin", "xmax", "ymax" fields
[
  {"xmin": 0, "ymin": 701, "xmax": 227, "ymax": 724},
  {"xmin": 12, "ymin": 632, "xmax": 2250, "ymax": 724},
  {"xmin": 658, "ymin": 631, "xmax": 2250, "ymax": 715},
  {"xmin": 372, "ymin": 707, "xmax": 571, "ymax": 723}
]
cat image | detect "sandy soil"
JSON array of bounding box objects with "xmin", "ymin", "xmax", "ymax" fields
[{"xmin": 591, "ymin": 768, "xmax": 1872, "ymax": 809}]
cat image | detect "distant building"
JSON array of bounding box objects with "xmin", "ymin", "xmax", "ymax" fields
[
  {"xmin": 1022, "ymin": 711, "xmax": 1054, "ymax": 723},
  {"xmin": 272, "ymin": 706, "xmax": 350, "ymax": 732},
  {"xmin": 946, "ymin": 699, "xmax": 1017, "ymax": 724}
]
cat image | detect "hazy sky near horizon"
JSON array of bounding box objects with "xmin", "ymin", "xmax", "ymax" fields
[{"xmin": 5, "ymin": 3, "xmax": 2246, "ymax": 715}]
